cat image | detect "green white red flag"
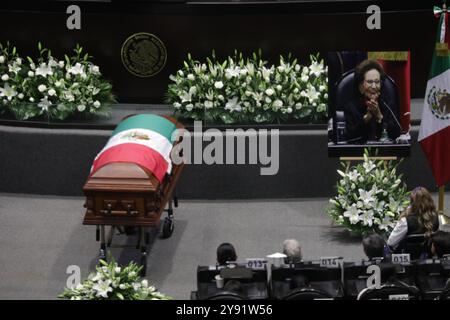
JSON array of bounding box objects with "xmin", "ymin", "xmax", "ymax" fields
[
  {"xmin": 418, "ymin": 6, "xmax": 450, "ymax": 187},
  {"xmin": 91, "ymin": 114, "xmax": 177, "ymax": 182}
]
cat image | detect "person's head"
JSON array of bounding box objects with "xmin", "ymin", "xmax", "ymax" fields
[
  {"xmin": 362, "ymin": 233, "xmax": 386, "ymax": 260},
  {"xmin": 217, "ymin": 243, "xmax": 237, "ymax": 266},
  {"xmin": 406, "ymin": 186, "xmax": 438, "ymax": 234},
  {"xmin": 223, "ymin": 279, "xmax": 244, "ymax": 294},
  {"xmin": 355, "ymin": 59, "xmax": 385, "ymax": 100},
  {"xmin": 283, "ymin": 239, "xmax": 302, "ymax": 264},
  {"xmin": 431, "ymin": 231, "xmax": 450, "ymax": 258}
]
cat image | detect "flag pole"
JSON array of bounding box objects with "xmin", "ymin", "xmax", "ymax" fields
[{"xmin": 439, "ymin": 0, "xmax": 447, "ymax": 223}]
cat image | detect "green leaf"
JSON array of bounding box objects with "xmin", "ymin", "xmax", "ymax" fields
[{"xmin": 99, "ymin": 259, "xmax": 108, "ymax": 266}]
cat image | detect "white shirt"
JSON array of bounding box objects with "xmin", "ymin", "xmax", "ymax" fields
[{"xmin": 387, "ymin": 217, "xmax": 408, "ymax": 248}]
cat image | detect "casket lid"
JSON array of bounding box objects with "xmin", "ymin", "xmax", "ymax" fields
[{"xmin": 83, "ymin": 162, "xmax": 159, "ymax": 193}]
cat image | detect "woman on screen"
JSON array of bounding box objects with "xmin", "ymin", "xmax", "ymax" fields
[{"xmin": 344, "ymin": 59, "xmax": 401, "ymax": 143}]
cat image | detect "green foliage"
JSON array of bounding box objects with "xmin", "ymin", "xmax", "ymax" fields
[
  {"xmin": 166, "ymin": 51, "xmax": 328, "ymax": 124},
  {"xmin": 327, "ymin": 149, "xmax": 410, "ymax": 235},
  {"xmin": 0, "ymin": 42, "xmax": 115, "ymax": 121},
  {"xmin": 59, "ymin": 258, "xmax": 172, "ymax": 300}
]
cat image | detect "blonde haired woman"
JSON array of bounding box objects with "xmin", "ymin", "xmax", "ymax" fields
[{"xmin": 387, "ymin": 186, "xmax": 439, "ymax": 249}]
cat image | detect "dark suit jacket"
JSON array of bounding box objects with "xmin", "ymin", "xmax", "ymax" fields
[{"xmin": 344, "ymin": 95, "xmax": 401, "ymax": 143}]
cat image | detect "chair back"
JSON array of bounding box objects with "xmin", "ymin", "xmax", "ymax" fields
[
  {"xmin": 205, "ymin": 291, "xmax": 247, "ymax": 300},
  {"xmin": 282, "ymin": 287, "xmax": 334, "ymax": 300},
  {"xmin": 270, "ymin": 262, "xmax": 344, "ymax": 299},
  {"xmin": 195, "ymin": 265, "xmax": 268, "ymax": 300},
  {"xmin": 357, "ymin": 283, "xmax": 421, "ymax": 300}
]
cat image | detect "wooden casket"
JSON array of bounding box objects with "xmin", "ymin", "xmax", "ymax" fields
[{"xmin": 82, "ymin": 114, "xmax": 184, "ymax": 229}]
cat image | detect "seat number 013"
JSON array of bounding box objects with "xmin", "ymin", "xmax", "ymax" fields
[{"xmin": 246, "ymin": 258, "xmax": 267, "ymax": 270}]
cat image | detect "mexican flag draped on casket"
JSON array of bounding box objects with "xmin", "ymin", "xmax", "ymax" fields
[
  {"xmin": 91, "ymin": 114, "xmax": 177, "ymax": 183},
  {"xmin": 418, "ymin": 6, "xmax": 450, "ymax": 187}
]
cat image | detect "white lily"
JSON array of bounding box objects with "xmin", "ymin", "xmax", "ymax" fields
[
  {"xmin": 309, "ymin": 61, "xmax": 324, "ymax": 77},
  {"xmin": 8, "ymin": 63, "xmax": 21, "ymax": 74},
  {"xmin": 378, "ymin": 215, "xmax": 393, "ymax": 231},
  {"xmin": 93, "ymin": 279, "xmax": 113, "ymax": 298},
  {"xmin": 0, "ymin": 83, "xmax": 17, "ymax": 100},
  {"xmin": 363, "ymin": 160, "xmax": 376, "ymax": 173},
  {"xmin": 344, "ymin": 204, "xmax": 360, "ymax": 225},
  {"xmin": 388, "ymin": 197, "xmax": 399, "ymax": 213},
  {"xmin": 261, "ymin": 66, "xmax": 273, "ymax": 79},
  {"xmin": 361, "ymin": 210, "xmax": 374, "ymax": 226},
  {"xmin": 38, "ymin": 96, "xmax": 52, "ymax": 111},
  {"xmin": 306, "ymin": 86, "xmax": 319, "ymax": 102},
  {"xmin": 347, "ymin": 170, "xmax": 360, "ymax": 182},
  {"xmin": 246, "ymin": 63, "xmax": 255, "ymax": 76},
  {"xmin": 225, "ymin": 66, "xmax": 240, "ymax": 79},
  {"xmin": 359, "ymin": 188, "xmax": 375, "ymax": 206},
  {"xmin": 68, "ymin": 63, "xmax": 85, "ymax": 75},
  {"xmin": 205, "ymin": 90, "xmax": 214, "ymax": 101},
  {"xmin": 35, "ymin": 63, "xmax": 53, "ymax": 77},
  {"xmin": 180, "ymin": 90, "xmax": 192, "ymax": 103},
  {"xmin": 225, "ymin": 97, "xmax": 242, "ymax": 112}
]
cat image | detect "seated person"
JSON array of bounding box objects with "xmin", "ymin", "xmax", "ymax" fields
[
  {"xmin": 343, "ymin": 59, "xmax": 401, "ymax": 143},
  {"xmin": 430, "ymin": 231, "xmax": 450, "ymax": 258},
  {"xmin": 357, "ymin": 263, "xmax": 418, "ymax": 300},
  {"xmin": 216, "ymin": 243, "xmax": 237, "ymax": 266},
  {"xmin": 362, "ymin": 233, "xmax": 387, "ymax": 260},
  {"xmin": 387, "ymin": 187, "xmax": 439, "ymax": 250},
  {"xmin": 283, "ymin": 239, "xmax": 302, "ymax": 264}
]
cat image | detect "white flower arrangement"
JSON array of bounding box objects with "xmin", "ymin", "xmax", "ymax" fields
[
  {"xmin": 59, "ymin": 259, "xmax": 171, "ymax": 300},
  {"xmin": 167, "ymin": 51, "xmax": 328, "ymax": 124},
  {"xmin": 0, "ymin": 42, "xmax": 115, "ymax": 121},
  {"xmin": 327, "ymin": 149, "xmax": 410, "ymax": 235}
]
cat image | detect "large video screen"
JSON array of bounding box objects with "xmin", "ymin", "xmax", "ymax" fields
[{"xmin": 327, "ymin": 51, "xmax": 412, "ymax": 158}]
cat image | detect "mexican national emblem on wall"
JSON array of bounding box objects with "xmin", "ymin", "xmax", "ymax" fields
[{"xmin": 121, "ymin": 32, "xmax": 167, "ymax": 77}]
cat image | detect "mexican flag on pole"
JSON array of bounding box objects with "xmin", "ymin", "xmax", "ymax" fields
[
  {"xmin": 91, "ymin": 114, "xmax": 177, "ymax": 183},
  {"xmin": 418, "ymin": 6, "xmax": 450, "ymax": 187}
]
